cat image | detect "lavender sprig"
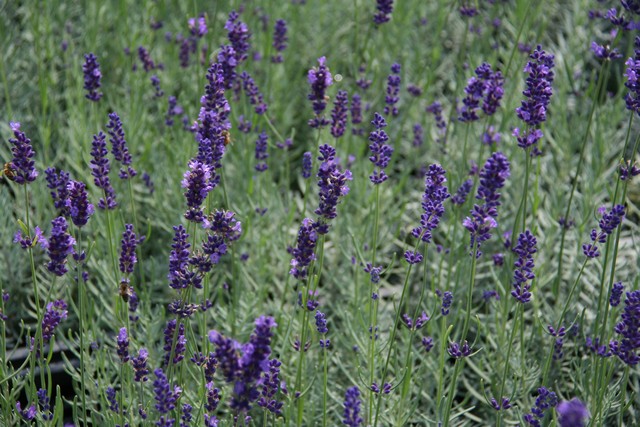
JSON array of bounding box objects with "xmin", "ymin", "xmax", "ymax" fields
[{"xmin": 7, "ymin": 122, "xmax": 38, "ymax": 184}]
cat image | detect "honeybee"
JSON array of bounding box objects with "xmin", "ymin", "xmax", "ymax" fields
[
  {"xmin": 2, "ymin": 162, "xmax": 16, "ymax": 181},
  {"xmin": 222, "ymin": 130, "xmax": 232, "ymax": 146},
  {"xmin": 118, "ymin": 280, "xmax": 132, "ymax": 303}
]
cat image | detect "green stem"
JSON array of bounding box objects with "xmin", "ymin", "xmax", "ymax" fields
[
  {"xmin": 496, "ymin": 305, "xmax": 521, "ymax": 427},
  {"xmin": 367, "ymin": 184, "xmax": 381, "ymax": 425}
]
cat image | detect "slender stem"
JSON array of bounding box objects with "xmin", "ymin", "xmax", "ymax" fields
[
  {"xmin": 367, "ymin": 184, "xmax": 381, "ymax": 425},
  {"xmin": 75, "ymin": 228, "xmax": 88, "ymax": 427},
  {"xmin": 461, "ymin": 243, "xmax": 479, "ymax": 342},
  {"xmin": 496, "ymin": 304, "xmax": 521, "ymax": 427}
]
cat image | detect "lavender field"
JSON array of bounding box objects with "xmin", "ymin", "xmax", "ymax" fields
[{"xmin": 1, "ymin": 0, "xmax": 640, "ymax": 426}]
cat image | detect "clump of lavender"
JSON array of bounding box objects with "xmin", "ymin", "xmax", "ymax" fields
[
  {"xmin": 89, "ymin": 132, "xmax": 117, "ymax": 210},
  {"xmin": 45, "ymin": 168, "xmax": 70, "ymax": 215},
  {"xmin": 226, "ymin": 11, "xmax": 251, "ymax": 64},
  {"xmin": 182, "ymin": 160, "xmax": 213, "ymax": 223},
  {"xmin": 511, "ymin": 230, "xmax": 537, "ymax": 304},
  {"xmin": 7, "ymin": 122, "xmax": 38, "ymax": 185},
  {"xmin": 106, "ymin": 112, "xmax": 136, "ymax": 179},
  {"xmin": 331, "ymin": 90, "xmax": 349, "ymax": 138},
  {"xmin": 368, "ymin": 113, "xmax": 393, "ymax": 184},
  {"xmin": 556, "ymin": 398, "xmax": 589, "ymax": 427},
  {"xmin": 514, "ymin": 46, "xmax": 555, "ymax": 153},
  {"xmin": 271, "ymin": 19, "xmax": 288, "ymax": 63},
  {"xmin": 624, "ymin": 36, "xmax": 640, "ymax": 115},
  {"xmin": 302, "ymin": 152, "xmax": 313, "ymax": 179},
  {"xmin": 374, "ymin": 0, "xmax": 394, "ymax": 25},
  {"xmin": 165, "ymin": 96, "xmax": 184, "ymax": 126},
  {"xmin": 582, "ymin": 204, "xmax": 625, "ymax": 258},
  {"xmin": 610, "ymin": 290, "xmax": 640, "ymax": 365},
  {"xmin": 289, "ymin": 218, "xmax": 318, "ymax": 280},
  {"xmin": 254, "ymin": 132, "xmax": 269, "ymax": 172},
  {"xmin": 308, "ymin": 56, "xmax": 333, "ymax": 128},
  {"xmin": 315, "ymin": 144, "xmax": 352, "ymax": 233},
  {"xmin": 41, "ymin": 299, "xmax": 68, "ymax": 343},
  {"xmin": 45, "ymin": 217, "xmax": 75, "ymax": 276},
  {"xmin": 463, "ymin": 152, "xmax": 510, "ymax": 257},
  {"xmin": 241, "ymin": 72, "xmax": 267, "ymax": 114},
  {"xmin": 524, "ymin": 387, "xmax": 558, "ymax": 427},
  {"xmin": 82, "ymin": 53, "xmax": 103, "ymax": 101},
  {"xmin": 343, "ymin": 386, "xmax": 363, "ymax": 426},
  {"xmin": 458, "ymin": 62, "xmax": 504, "ymax": 122},
  {"xmin": 384, "ymin": 63, "xmax": 401, "ymax": 116}
]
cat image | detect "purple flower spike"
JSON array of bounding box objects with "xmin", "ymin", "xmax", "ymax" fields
[
  {"xmin": 271, "ymin": 19, "xmax": 288, "ymax": 63},
  {"xmin": 384, "ymin": 63, "xmax": 401, "ymax": 116},
  {"xmin": 374, "ymin": 0, "xmax": 394, "ymax": 25},
  {"xmin": 368, "ymin": 112, "xmax": 393, "ymax": 184},
  {"xmin": 82, "ymin": 53, "xmax": 103, "ymax": 101},
  {"xmin": 511, "ymin": 230, "xmax": 537, "ymax": 304},
  {"xmin": 302, "ymin": 151, "xmax": 313, "ymax": 179},
  {"xmin": 132, "ymin": 348, "xmax": 149, "ymax": 382},
  {"xmin": 225, "ymin": 11, "xmax": 251, "ymax": 64},
  {"xmin": 241, "ymin": 72, "xmax": 267, "ymax": 115},
  {"xmin": 315, "ymin": 144, "xmax": 352, "ymax": 231},
  {"xmin": 308, "ymin": 56, "xmax": 333, "ymax": 128},
  {"xmin": 610, "ymin": 290, "xmax": 640, "ymax": 365},
  {"xmin": 45, "ymin": 168, "xmax": 70, "ymax": 215},
  {"xmin": 289, "ymin": 218, "xmax": 318, "ymax": 280},
  {"xmin": 524, "ymin": 387, "xmax": 558, "ymax": 426},
  {"xmin": 119, "ymin": 224, "xmax": 137, "ymax": 275},
  {"xmin": 7, "ymin": 122, "xmax": 38, "ymax": 184},
  {"xmin": 89, "ymin": 132, "xmax": 117, "ymax": 210},
  {"xmin": 447, "ymin": 340, "xmax": 472, "ymax": 358},
  {"xmin": 458, "ymin": 63, "xmax": 504, "ymax": 122},
  {"xmin": 42, "ymin": 299, "xmax": 68, "ymax": 342},
  {"xmin": 153, "ymin": 368, "xmax": 182, "ymax": 419},
  {"xmin": 343, "ymin": 386, "xmax": 363, "ymax": 426},
  {"xmin": 66, "ymin": 180, "xmax": 94, "ymax": 227},
  {"xmin": 116, "ymin": 327, "xmax": 130, "ymax": 363},
  {"xmin": 624, "ymin": 37, "xmax": 640, "ymax": 115},
  {"xmin": 46, "ymin": 217, "xmax": 75, "ymax": 276},
  {"xmin": 610, "ymin": 282, "xmax": 624, "ymax": 307},
  {"xmin": 254, "ymin": 132, "xmax": 269, "ymax": 172},
  {"xmin": 163, "ymin": 319, "xmax": 186, "ymax": 366},
  {"xmin": 582, "ymin": 204, "xmax": 625, "ymax": 258},
  {"xmin": 106, "ymin": 112, "xmax": 137, "ymax": 180},
  {"xmin": 331, "ymin": 90, "xmax": 349, "ymax": 138},
  {"xmin": 182, "ymin": 159, "xmax": 213, "ymax": 223},
  {"xmin": 410, "ymin": 164, "xmax": 450, "ymax": 243}
]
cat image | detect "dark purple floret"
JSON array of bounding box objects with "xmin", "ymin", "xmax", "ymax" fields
[
  {"xmin": 66, "ymin": 180, "xmax": 94, "ymax": 227},
  {"xmin": 119, "ymin": 224, "xmax": 137, "ymax": 275},
  {"xmin": 46, "ymin": 217, "xmax": 75, "ymax": 276},
  {"xmin": 351, "ymin": 93, "xmax": 363, "ymax": 130},
  {"xmin": 182, "ymin": 159, "xmax": 213, "ymax": 223},
  {"xmin": 476, "ymin": 151, "xmax": 510, "ymax": 213},
  {"xmin": 582, "ymin": 204, "xmax": 625, "ymax": 258},
  {"xmin": 150, "ymin": 74, "xmax": 164, "ymax": 97},
  {"xmin": 302, "ymin": 151, "xmax": 313, "ymax": 179},
  {"xmin": 271, "ymin": 19, "xmax": 288, "ymax": 63},
  {"xmin": 404, "ymin": 250, "xmax": 423, "ymax": 264},
  {"xmin": 447, "ymin": 340, "xmax": 472, "ymax": 358},
  {"xmin": 89, "ymin": 132, "xmax": 117, "ymax": 209},
  {"xmin": 218, "ymin": 45, "xmax": 238, "ymax": 89},
  {"xmin": 14, "ymin": 226, "xmax": 45, "ymax": 250},
  {"xmin": 116, "ymin": 327, "xmax": 130, "ymax": 363},
  {"xmin": 458, "ymin": 63, "xmax": 504, "ymax": 122},
  {"xmin": 511, "ymin": 230, "xmax": 537, "ymax": 304},
  {"xmin": 422, "ymin": 337, "xmax": 434, "ymax": 352},
  {"xmin": 7, "ymin": 122, "xmax": 38, "ymax": 184},
  {"xmin": 384, "ymin": 63, "xmax": 401, "ymax": 116},
  {"xmin": 253, "ymin": 132, "xmax": 269, "ymax": 172},
  {"xmin": 106, "ymin": 386, "xmax": 119, "ymax": 412},
  {"xmin": 374, "ymin": 0, "xmax": 394, "ymax": 25},
  {"xmin": 289, "ymin": 218, "xmax": 318, "ymax": 280},
  {"xmin": 241, "ymin": 72, "xmax": 267, "ymax": 114},
  {"xmin": 137, "ymin": 46, "xmax": 157, "ymax": 72},
  {"xmin": 37, "ymin": 388, "xmax": 53, "ymax": 420},
  {"xmin": 407, "ymin": 84, "xmax": 422, "ymax": 97},
  {"xmin": 610, "ymin": 282, "xmax": 624, "ymax": 307},
  {"xmin": 437, "ymin": 289, "xmax": 453, "ymax": 316},
  {"xmin": 41, "ymin": 299, "xmax": 68, "ymax": 342},
  {"xmin": 490, "ymin": 397, "xmax": 512, "ymax": 411},
  {"xmin": 188, "ymin": 15, "xmax": 207, "ymax": 37},
  {"xmin": 556, "ymin": 398, "xmax": 589, "ymax": 427},
  {"xmin": 45, "ymin": 168, "xmax": 70, "ymax": 215},
  {"xmin": 610, "ymin": 290, "xmax": 640, "ymax": 365},
  {"xmin": 132, "ymin": 348, "xmax": 149, "ymax": 382},
  {"xmin": 451, "ymin": 179, "xmax": 473, "ymax": 206},
  {"xmin": 204, "ymin": 209, "xmax": 242, "ymax": 242},
  {"xmin": 591, "ymin": 41, "xmax": 621, "ymax": 60},
  {"xmin": 343, "ymin": 386, "xmax": 363, "ymax": 426},
  {"xmin": 356, "ymin": 65, "xmax": 372, "ymax": 90},
  {"xmin": 626, "ymin": 39, "xmax": 640, "ymax": 115},
  {"xmin": 315, "ymin": 144, "xmax": 352, "ymax": 229},
  {"xmin": 586, "ymin": 336, "xmax": 611, "ymax": 357},
  {"xmin": 163, "ymin": 319, "xmax": 186, "ymax": 366},
  {"xmin": 368, "ymin": 112, "xmax": 393, "ymax": 184},
  {"xmin": 548, "ymin": 325, "xmax": 567, "ymax": 360},
  {"xmin": 331, "ymin": 90, "xmax": 349, "ymax": 138},
  {"xmin": 411, "ymin": 164, "xmax": 450, "ymax": 243},
  {"xmin": 459, "ymin": 5, "xmax": 478, "ymax": 17},
  {"xmin": 82, "ymin": 53, "xmax": 103, "ymax": 101},
  {"xmin": 153, "ymin": 368, "xmax": 182, "ymax": 417},
  {"xmin": 524, "ymin": 387, "xmax": 558, "ymax": 427},
  {"xmin": 516, "ymin": 45, "xmax": 555, "ymax": 126},
  {"xmin": 181, "ymin": 403, "xmax": 193, "ymax": 427},
  {"xmin": 308, "ymin": 56, "xmax": 333, "ymax": 128},
  {"xmin": 225, "ymin": 11, "xmax": 251, "ymax": 64},
  {"xmin": 208, "ymin": 330, "xmax": 241, "ymax": 383}
]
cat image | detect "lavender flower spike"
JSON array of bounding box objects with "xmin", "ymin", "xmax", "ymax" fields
[
  {"xmin": 66, "ymin": 180, "xmax": 94, "ymax": 227},
  {"xmin": 119, "ymin": 224, "xmax": 137, "ymax": 275},
  {"xmin": 511, "ymin": 230, "xmax": 537, "ymax": 304},
  {"xmin": 556, "ymin": 398, "xmax": 589, "ymax": 427},
  {"xmin": 182, "ymin": 159, "xmax": 213, "ymax": 223},
  {"xmin": 7, "ymin": 122, "xmax": 38, "ymax": 184},
  {"xmin": 315, "ymin": 144, "xmax": 352, "ymax": 233},
  {"xmin": 46, "ymin": 217, "xmax": 75, "ymax": 276},
  {"xmin": 271, "ymin": 19, "xmax": 288, "ymax": 63},
  {"xmin": 374, "ymin": 0, "xmax": 394, "ymax": 25},
  {"xmin": 308, "ymin": 56, "xmax": 333, "ymax": 128},
  {"xmin": 331, "ymin": 90, "xmax": 349, "ymax": 138},
  {"xmin": 89, "ymin": 131, "xmax": 117, "ymax": 210},
  {"xmin": 289, "ymin": 218, "xmax": 318, "ymax": 280},
  {"xmin": 82, "ymin": 53, "xmax": 103, "ymax": 101},
  {"xmin": 624, "ymin": 36, "xmax": 640, "ymax": 115},
  {"xmin": 343, "ymin": 386, "xmax": 363, "ymax": 426},
  {"xmin": 384, "ymin": 63, "xmax": 401, "ymax": 116},
  {"xmin": 368, "ymin": 112, "xmax": 393, "ymax": 185},
  {"xmin": 106, "ymin": 112, "xmax": 136, "ymax": 179},
  {"xmin": 42, "ymin": 299, "xmax": 68, "ymax": 342}
]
